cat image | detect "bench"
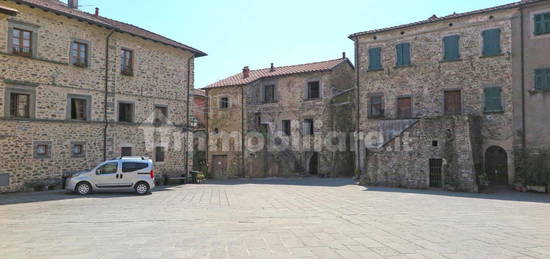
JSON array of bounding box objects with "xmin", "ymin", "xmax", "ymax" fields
[{"xmin": 164, "ymin": 175, "xmax": 187, "ymax": 185}]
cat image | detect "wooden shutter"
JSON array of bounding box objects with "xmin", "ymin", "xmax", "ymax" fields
[
  {"xmin": 535, "ymin": 14, "xmax": 543, "ymax": 35},
  {"xmin": 368, "ymin": 48, "xmax": 381, "ymax": 70},
  {"xmin": 397, "ymin": 97, "xmax": 412, "ymax": 118},
  {"xmin": 483, "ymin": 29, "xmax": 501, "ymax": 56},
  {"xmin": 484, "ymin": 87, "xmax": 502, "ymax": 112},
  {"xmin": 444, "ymin": 90, "xmax": 461, "ymax": 114},
  {"xmin": 402, "ymin": 43, "xmax": 410, "ymax": 65},
  {"xmin": 396, "ymin": 44, "xmax": 402, "ymax": 66},
  {"xmin": 537, "ymin": 68, "xmax": 550, "ymax": 90},
  {"xmin": 443, "ymin": 35, "xmax": 459, "ymax": 60}
]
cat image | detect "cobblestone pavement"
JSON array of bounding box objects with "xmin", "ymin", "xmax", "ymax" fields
[{"xmin": 1, "ymin": 178, "xmax": 550, "ymax": 259}]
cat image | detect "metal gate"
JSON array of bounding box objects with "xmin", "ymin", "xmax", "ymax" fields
[{"xmin": 429, "ymin": 159, "xmax": 443, "ymax": 188}]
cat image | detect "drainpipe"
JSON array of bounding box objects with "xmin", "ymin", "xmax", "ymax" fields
[
  {"xmin": 103, "ymin": 30, "xmax": 115, "ymax": 161},
  {"xmin": 185, "ymin": 54, "xmax": 194, "ymax": 177},
  {"xmin": 354, "ymin": 37, "xmax": 361, "ymax": 175},
  {"xmin": 520, "ymin": 7, "xmax": 526, "ymax": 152},
  {"xmin": 241, "ymin": 84, "xmax": 246, "ymax": 178}
]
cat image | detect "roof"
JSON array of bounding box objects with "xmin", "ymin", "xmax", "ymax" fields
[
  {"xmin": 349, "ymin": 0, "xmax": 545, "ymax": 38},
  {"xmin": 9, "ymin": 0, "xmax": 206, "ymax": 57},
  {"xmin": 191, "ymin": 88, "xmax": 206, "ymax": 97},
  {"xmin": 204, "ymin": 58, "xmax": 352, "ymax": 89},
  {"xmin": 0, "ymin": 4, "xmax": 19, "ymax": 15}
]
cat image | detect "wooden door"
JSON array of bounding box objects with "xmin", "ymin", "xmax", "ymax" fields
[
  {"xmin": 444, "ymin": 90, "xmax": 461, "ymax": 114},
  {"xmin": 212, "ymin": 155, "xmax": 227, "ymax": 178},
  {"xmin": 397, "ymin": 97, "xmax": 412, "ymax": 118}
]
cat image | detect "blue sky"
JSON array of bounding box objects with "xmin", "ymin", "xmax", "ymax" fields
[{"xmin": 79, "ymin": 0, "xmax": 515, "ymax": 88}]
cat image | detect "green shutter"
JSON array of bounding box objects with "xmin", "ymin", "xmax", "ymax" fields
[
  {"xmin": 535, "ymin": 14, "xmax": 543, "ymax": 35},
  {"xmin": 396, "ymin": 43, "xmax": 410, "ymax": 67},
  {"xmin": 443, "ymin": 35, "xmax": 459, "ymax": 61},
  {"xmin": 483, "ymin": 29, "xmax": 501, "ymax": 56},
  {"xmin": 535, "ymin": 69, "xmax": 545, "ymax": 90},
  {"xmin": 484, "ymin": 87, "xmax": 502, "ymax": 112},
  {"xmin": 368, "ymin": 48, "xmax": 382, "ymax": 70}
]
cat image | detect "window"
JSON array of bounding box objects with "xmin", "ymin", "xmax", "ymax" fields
[
  {"xmin": 303, "ymin": 119, "xmax": 314, "ymax": 136},
  {"xmin": 263, "ymin": 84, "xmax": 276, "ymax": 103},
  {"xmin": 71, "ymin": 142, "xmax": 85, "ymax": 157},
  {"xmin": 534, "ymin": 12, "xmax": 550, "ymax": 36},
  {"xmin": 121, "ymin": 49, "xmax": 134, "ymax": 76},
  {"xmin": 484, "ymin": 87, "xmax": 503, "ymax": 113},
  {"xmin": 155, "ymin": 147, "xmax": 165, "ymax": 162},
  {"xmin": 444, "ymin": 90, "xmax": 462, "ymax": 115},
  {"xmin": 121, "ymin": 147, "xmax": 132, "ymax": 157},
  {"xmin": 9, "ymin": 93, "xmax": 30, "ymax": 118},
  {"xmin": 306, "ymin": 81, "xmax": 320, "ymax": 99},
  {"xmin": 397, "ymin": 97, "xmax": 412, "ymax": 119},
  {"xmin": 122, "ymin": 162, "xmax": 149, "ymax": 173},
  {"xmin": 118, "ymin": 102, "xmax": 134, "ymax": 123},
  {"xmin": 482, "ymin": 29, "xmax": 501, "ymax": 56},
  {"xmin": 429, "ymin": 159, "xmax": 443, "ymax": 188},
  {"xmin": 11, "ymin": 28, "xmax": 32, "ymax": 57},
  {"xmin": 33, "ymin": 141, "xmax": 51, "ymax": 159},
  {"xmin": 368, "ymin": 47, "xmax": 382, "ymax": 70},
  {"xmin": 368, "ymin": 95, "xmax": 384, "ymax": 118},
  {"xmin": 97, "ymin": 162, "xmax": 118, "ymax": 175},
  {"xmin": 68, "ymin": 95, "xmax": 90, "ymax": 121},
  {"xmin": 154, "ymin": 105, "xmax": 168, "ymax": 126},
  {"xmin": 443, "ymin": 35, "xmax": 460, "ymax": 61},
  {"xmin": 282, "ymin": 120, "xmax": 291, "ymax": 136},
  {"xmin": 535, "ymin": 68, "xmax": 550, "ymax": 90},
  {"xmin": 220, "ymin": 97, "xmax": 229, "ymax": 109},
  {"xmin": 396, "ymin": 43, "xmax": 411, "ymax": 67},
  {"xmin": 71, "ymin": 41, "xmax": 88, "ymax": 67}
]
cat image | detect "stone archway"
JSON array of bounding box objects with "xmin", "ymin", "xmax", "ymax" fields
[
  {"xmin": 308, "ymin": 152, "xmax": 319, "ymax": 175},
  {"xmin": 485, "ymin": 146, "xmax": 509, "ymax": 186}
]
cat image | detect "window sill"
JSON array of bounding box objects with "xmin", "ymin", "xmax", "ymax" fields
[
  {"xmin": 440, "ymin": 58, "xmax": 462, "ymax": 63},
  {"xmin": 394, "ymin": 64, "xmax": 412, "ymax": 69},
  {"xmin": 367, "ymin": 68, "xmax": 384, "ymax": 72},
  {"xmin": 484, "ymin": 110, "xmax": 504, "ymax": 114},
  {"xmin": 71, "ymin": 63, "xmax": 89, "ymax": 69},
  {"xmin": 71, "ymin": 155, "xmax": 86, "ymax": 158},
  {"xmin": 480, "ymin": 53, "xmax": 504, "ymax": 58},
  {"xmin": 367, "ymin": 116, "xmax": 385, "ymax": 119},
  {"xmin": 304, "ymin": 98, "xmax": 321, "ymax": 101},
  {"xmin": 121, "ymin": 71, "xmax": 134, "ymax": 77},
  {"xmin": 528, "ymin": 88, "xmax": 550, "ymax": 95}
]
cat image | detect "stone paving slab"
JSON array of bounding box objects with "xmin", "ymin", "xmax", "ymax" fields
[{"xmin": 1, "ymin": 178, "xmax": 550, "ymax": 258}]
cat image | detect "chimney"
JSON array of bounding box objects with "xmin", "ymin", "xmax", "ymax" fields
[
  {"xmin": 342, "ymin": 52, "xmax": 346, "ymax": 59},
  {"xmin": 95, "ymin": 8, "xmax": 99, "ymax": 16},
  {"xmin": 270, "ymin": 63, "xmax": 275, "ymax": 72},
  {"xmin": 242, "ymin": 66, "xmax": 250, "ymax": 79},
  {"xmin": 67, "ymin": 0, "xmax": 78, "ymax": 9}
]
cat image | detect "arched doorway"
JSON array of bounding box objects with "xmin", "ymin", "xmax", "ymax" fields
[
  {"xmin": 309, "ymin": 152, "xmax": 318, "ymax": 175},
  {"xmin": 485, "ymin": 146, "xmax": 508, "ymax": 185}
]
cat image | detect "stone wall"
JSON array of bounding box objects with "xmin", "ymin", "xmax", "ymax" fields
[
  {"xmin": 354, "ymin": 8, "xmax": 517, "ymax": 188},
  {"xmin": 361, "ymin": 115, "xmax": 481, "ymax": 192},
  {"xmin": 0, "ymin": 2, "xmax": 197, "ymax": 192}
]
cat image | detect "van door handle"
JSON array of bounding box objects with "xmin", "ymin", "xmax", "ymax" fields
[
  {"xmin": 116, "ymin": 174, "xmax": 119, "ymax": 179},
  {"xmin": 120, "ymin": 174, "xmax": 123, "ymax": 179}
]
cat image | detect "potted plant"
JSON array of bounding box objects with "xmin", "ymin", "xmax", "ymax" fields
[{"xmin": 478, "ymin": 172, "xmax": 489, "ymax": 193}]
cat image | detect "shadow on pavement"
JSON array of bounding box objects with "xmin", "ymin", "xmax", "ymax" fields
[
  {"xmin": 205, "ymin": 177, "xmax": 355, "ymax": 187},
  {"xmin": 363, "ymin": 186, "xmax": 550, "ymax": 204},
  {"xmin": 0, "ymin": 185, "xmax": 178, "ymax": 206}
]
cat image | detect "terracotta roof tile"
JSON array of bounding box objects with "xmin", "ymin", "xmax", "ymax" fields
[
  {"xmin": 11, "ymin": 0, "xmax": 206, "ymax": 57},
  {"xmin": 204, "ymin": 58, "xmax": 350, "ymax": 89},
  {"xmin": 349, "ymin": 0, "xmax": 545, "ymax": 38}
]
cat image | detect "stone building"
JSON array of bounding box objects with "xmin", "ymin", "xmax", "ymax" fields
[
  {"xmin": 204, "ymin": 57, "xmax": 356, "ymax": 179},
  {"xmin": 350, "ymin": 0, "xmax": 547, "ymax": 192},
  {"xmin": 0, "ymin": 0, "xmax": 206, "ymax": 192}
]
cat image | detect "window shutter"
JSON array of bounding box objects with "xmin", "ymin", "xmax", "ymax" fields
[
  {"xmin": 483, "ymin": 29, "xmax": 501, "ymax": 56},
  {"xmin": 396, "ymin": 44, "xmax": 402, "ymax": 66},
  {"xmin": 484, "ymin": 87, "xmax": 502, "ymax": 112},
  {"xmin": 403, "ymin": 43, "xmax": 411, "ymax": 65},
  {"xmin": 546, "ymin": 69, "xmax": 550, "ymax": 89},
  {"xmin": 535, "ymin": 69, "xmax": 544, "ymax": 90},
  {"xmin": 369, "ymin": 48, "xmax": 381, "ymax": 70},
  {"xmin": 535, "ymin": 14, "xmax": 543, "ymax": 35},
  {"xmin": 444, "ymin": 35, "xmax": 459, "ymax": 60}
]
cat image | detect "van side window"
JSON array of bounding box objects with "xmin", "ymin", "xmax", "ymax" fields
[
  {"xmin": 122, "ymin": 162, "xmax": 149, "ymax": 173},
  {"xmin": 97, "ymin": 162, "xmax": 118, "ymax": 174}
]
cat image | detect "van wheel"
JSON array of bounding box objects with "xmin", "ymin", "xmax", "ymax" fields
[
  {"xmin": 135, "ymin": 182, "xmax": 150, "ymax": 195},
  {"xmin": 76, "ymin": 182, "xmax": 92, "ymax": 195}
]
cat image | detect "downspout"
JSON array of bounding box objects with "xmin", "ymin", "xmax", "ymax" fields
[
  {"xmin": 241, "ymin": 85, "xmax": 246, "ymax": 178},
  {"xmin": 354, "ymin": 37, "xmax": 361, "ymax": 176},
  {"xmin": 520, "ymin": 7, "xmax": 526, "ymax": 151},
  {"xmin": 184, "ymin": 55, "xmax": 194, "ymax": 177},
  {"xmin": 103, "ymin": 30, "xmax": 115, "ymax": 161}
]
